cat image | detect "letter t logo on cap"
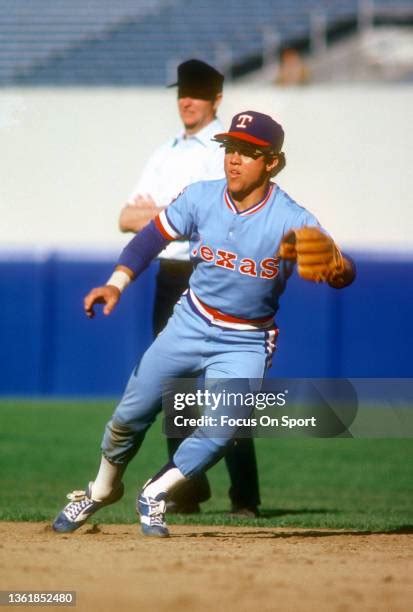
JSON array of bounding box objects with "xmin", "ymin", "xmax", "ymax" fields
[{"xmin": 236, "ymin": 114, "xmax": 254, "ymax": 129}]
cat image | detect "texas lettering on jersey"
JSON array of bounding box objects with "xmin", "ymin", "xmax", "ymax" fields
[
  {"xmin": 155, "ymin": 178, "xmax": 321, "ymax": 319},
  {"xmin": 195, "ymin": 243, "xmax": 280, "ymax": 279}
]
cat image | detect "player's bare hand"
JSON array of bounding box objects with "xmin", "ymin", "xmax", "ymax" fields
[{"xmin": 84, "ymin": 286, "xmax": 121, "ymax": 318}]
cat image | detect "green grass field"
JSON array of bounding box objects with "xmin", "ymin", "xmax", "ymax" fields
[{"xmin": 1, "ymin": 400, "xmax": 412, "ymax": 532}]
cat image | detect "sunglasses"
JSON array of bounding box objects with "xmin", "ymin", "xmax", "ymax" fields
[{"xmin": 221, "ymin": 143, "xmax": 266, "ymax": 160}]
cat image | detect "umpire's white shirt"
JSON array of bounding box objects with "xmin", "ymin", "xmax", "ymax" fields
[{"xmin": 127, "ymin": 118, "xmax": 225, "ymax": 261}]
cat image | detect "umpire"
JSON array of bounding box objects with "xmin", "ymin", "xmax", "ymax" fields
[{"xmin": 119, "ymin": 59, "xmax": 260, "ymax": 517}]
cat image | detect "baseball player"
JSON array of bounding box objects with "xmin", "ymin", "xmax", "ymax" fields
[
  {"xmin": 52, "ymin": 111, "xmax": 355, "ymax": 537},
  {"xmin": 119, "ymin": 59, "xmax": 261, "ymax": 516}
]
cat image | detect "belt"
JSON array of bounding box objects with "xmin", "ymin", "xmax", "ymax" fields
[{"xmin": 187, "ymin": 289, "xmax": 275, "ymax": 331}]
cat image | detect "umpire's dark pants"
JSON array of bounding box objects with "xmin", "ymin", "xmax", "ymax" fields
[{"xmin": 153, "ymin": 259, "xmax": 260, "ymax": 510}]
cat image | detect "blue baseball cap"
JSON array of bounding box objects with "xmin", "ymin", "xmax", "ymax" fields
[{"xmin": 213, "ymin": 111, "xmax": 284, "ymax": 153}]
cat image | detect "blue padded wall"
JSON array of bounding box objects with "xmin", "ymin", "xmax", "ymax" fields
[
  {"xmin": 0, "ymin": 256, "xmax": 156, "ymax": 396},
  {"xmin": 0, "ymin": 253, "xmax": 411, "ymax": 396}
]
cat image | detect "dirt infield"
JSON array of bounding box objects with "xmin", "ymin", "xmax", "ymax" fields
[{"xmin": 0, "ymin": 523, "xmax": 412, "ymax": 612}]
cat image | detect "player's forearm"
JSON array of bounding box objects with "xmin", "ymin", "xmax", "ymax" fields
[
  {"xmin": 96, "ymin": 224, "xmax": 169, "ymax": 317},
  {"xmin": 117, "ymin": 220, "xmax": 169, "ymax": 277},
  {"xmin": 119, "ymin": 205, "xmax": 160, "ymax": 233}
]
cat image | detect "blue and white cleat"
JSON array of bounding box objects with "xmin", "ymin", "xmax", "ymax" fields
[
  {"xmin": 52, "ymin": 481, "xmax": 124, "ymax": 533},
  {"xmin": 137, "ymin": 492, "xmax": 169, "ymax": 538}
]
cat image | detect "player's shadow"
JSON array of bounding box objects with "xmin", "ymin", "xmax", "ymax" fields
[
  {"xmin": 259, "ymin": 507, "xmax": 340, "ymax": 518},
  {"xmin": 180, "ymin": 525, "xmax": 413, "ymax": 539},
  {"xmin": 202, "ymin": 507, "xmax": 339, "ymax": 518}
]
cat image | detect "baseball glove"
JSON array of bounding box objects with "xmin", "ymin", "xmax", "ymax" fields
[{"xmin": 279, "ymin": 226, "xmax": 346, "ymax": 284}]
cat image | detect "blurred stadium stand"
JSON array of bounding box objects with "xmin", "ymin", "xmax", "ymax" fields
[
  {"xmin": 1, "ymin": 0, "xmax": 412, "ymax": 85},
  {"xmin": 0, "ymin": 0, "xmax": 173, "ymax": 85}
]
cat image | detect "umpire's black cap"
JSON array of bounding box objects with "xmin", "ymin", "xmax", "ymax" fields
[{"xmin": 168, "ymin": 59, "xmax": 224, "ymax": 100}]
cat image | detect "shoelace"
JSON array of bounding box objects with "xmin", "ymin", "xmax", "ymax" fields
[
  {"xmin": 65, "ymin": 490, "xmax": 94, "ymax": 520},
  {"xmin": 147, "ymin": 499, "xmax": 166, "ymax": 526},
  {"xmin": 67, "ymin": 489, "xmax": 88, "ymax": 502}
]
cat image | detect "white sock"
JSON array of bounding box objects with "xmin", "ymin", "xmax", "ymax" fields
[
  {"xmin": 91, "ymin": 456, "xmax": 125, "ymax": 501},
  {"xmin": 143, "ymin": 467, "xmax": 187, "ymax": 499}
]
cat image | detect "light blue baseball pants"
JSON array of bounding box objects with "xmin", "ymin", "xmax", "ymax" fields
[{"xmin": 101, "ymin": 294, "xmax": 275, "ymax": 478}]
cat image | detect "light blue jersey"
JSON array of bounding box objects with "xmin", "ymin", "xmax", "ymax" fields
[
  {"xmin": 103, "ymin": 177, "xmax": 323, "ymax": 479},
  {"xmin": 156, "ymin": 178, "xmax": 320, "ymax": 322}
]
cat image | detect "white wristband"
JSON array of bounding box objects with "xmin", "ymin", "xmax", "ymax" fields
[{"xmin": 106, "ymin": 270, "xmax": 131, "ymax": 293}]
